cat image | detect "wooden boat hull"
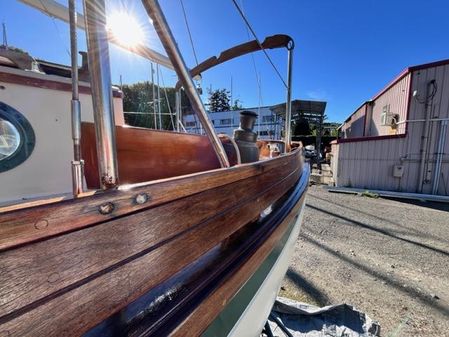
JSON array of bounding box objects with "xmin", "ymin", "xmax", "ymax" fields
[
  {"xmin": 213, "ymin": 198, "xmax": 305, "ymax": 337},
  {"xmin": 196, "ymin": 176, "xmax": 307, "ymax": 337},
  {"xmin": 0, "ymin": 149, "xmax": 308, "ymax": 336}
]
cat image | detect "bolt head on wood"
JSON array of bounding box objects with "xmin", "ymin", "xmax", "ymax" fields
[
  {"xmin": 135, "ymin": 193, "xmax": 150, "ymax": 205},
  {"xmin": 98, "ymin": 202, "xmax": 114, "ymax": 215}
]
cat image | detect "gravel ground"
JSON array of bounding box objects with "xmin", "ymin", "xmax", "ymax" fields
[{"xmin": 279, "ymin": 185, "xmax": 449, "ymax": 337}]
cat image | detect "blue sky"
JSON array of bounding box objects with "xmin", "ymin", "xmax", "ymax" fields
[{"xmin": 1, "ymin": 0, "xmax": 449, "ymax": 122}]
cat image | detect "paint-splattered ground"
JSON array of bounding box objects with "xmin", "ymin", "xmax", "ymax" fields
[{"xmin": 280, "ymin": 185, "xmax": 449, "ymax": 337}]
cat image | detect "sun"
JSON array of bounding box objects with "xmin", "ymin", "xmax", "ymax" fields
[{"xmin": 106, "ymin": 11, "xmax": 144, "ymax": 48}]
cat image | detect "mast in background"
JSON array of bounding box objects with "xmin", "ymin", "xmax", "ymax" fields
[
  {"xmin": 141, "ymin": 0, "xmax": 230, "ymax": 167},
  {"xmin": 2, "ymin": 22, "xmax": 8, "ymax": 48},
  {"xmin": 157, "ymin": 63, "xmax": 162, "ymax": 129},
  {"xmin": 151, "ymin": 62, "xmax": 157, "ymax": 129}
]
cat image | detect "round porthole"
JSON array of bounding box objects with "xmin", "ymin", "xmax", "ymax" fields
[{"xmin": 0, "ymin": 102, "xmax": 35, "ymax": 173}]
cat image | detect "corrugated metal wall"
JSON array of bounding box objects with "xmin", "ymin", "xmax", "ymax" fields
[
  {"xmin": 407, "ymin": 63, "xmax": 449, "ymax": 194},
  {"xmin": 334, "ymin": 137, "xmax": 408, "ymax": 190},
  {"xmin": 340, "ymin": 104, "xmax": 366, "ymax": 138},
  {"xmin": 367, "ymin": 74, "xmax": 410, "ymax": 136},
  {"xmin": 333, "ymin": 62, "xmax": 449, "ymax": 195}
]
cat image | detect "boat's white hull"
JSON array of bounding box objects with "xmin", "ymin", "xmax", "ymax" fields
[{"xmin": 228, "ymin": 203, "xmax": 305, "ymax": 337}]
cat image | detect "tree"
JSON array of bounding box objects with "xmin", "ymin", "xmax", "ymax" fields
[
  {"xmin": 121, "ymin": 82, "xmax": 191, "ymax": 130},
  {"xmin": 231, "ymin": 99, "xmax": 244, "ymax": 111},
  {"xmin": 293, "ymin": 118, "xmax": 311, "ymax": 136},
  {"xmin": 207, "ymin": 89, "xmax": 231, "ymax": 112}
]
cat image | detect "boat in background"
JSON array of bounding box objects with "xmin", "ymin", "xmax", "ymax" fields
[{"xmin": 0, "ymin": 0, "xmax": 309, "ymax": 336}]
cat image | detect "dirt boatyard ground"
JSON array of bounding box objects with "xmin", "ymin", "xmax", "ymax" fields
[{"xmin": 280, "ymin": 185, "xmax": 449, "ymax": 337}]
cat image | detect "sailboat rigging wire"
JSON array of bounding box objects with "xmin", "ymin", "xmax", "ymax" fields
[
  {"xmin": 179, "ymin": 0, "xmax": 199, "ymax": 66},
  {"xmin": 230, "ymin": 0, "xmax": 287, "ymax": 89},
  {"xmin": 38, "ymin": 0, "xmax": 71, "ymax": 58},
  {"xmin": 158, "ymin": 67, "xmax": 176, "ymax": 130},
  {"xmin": 179, "ymin": 0, "xmax": 202, "ymax": 133},
  {"xmin": 239, "ymin": 0, "xmax": 263, "ymax": 113}
]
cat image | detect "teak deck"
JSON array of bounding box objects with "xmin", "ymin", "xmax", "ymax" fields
[{"xmin": 0, "ymin": 148, "xmax": 307, "ymax": 337}]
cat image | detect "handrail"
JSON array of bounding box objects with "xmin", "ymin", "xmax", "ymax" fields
[
  {"xmin": 141, "ymin": 0, "xmax": 230, "ymax": 168},
  {"xmin": 83, "ymin": 0, "xmax": 119, "ymax": 188},
  {"xmin": 174, "ymin": 33, "xmax": 295, "ymax": 151},
  {"xmin": 175, "ymin": 34, "xmax": 293, "ymax": 90},
  {"xmin": 284, "ymin": 41, "xmax": 294, "ymax": 152}
]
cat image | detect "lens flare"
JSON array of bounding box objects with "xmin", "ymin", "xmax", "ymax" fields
[{"xmin": 107, "ymin": 11, "xmax": 144, "ymax": 48}]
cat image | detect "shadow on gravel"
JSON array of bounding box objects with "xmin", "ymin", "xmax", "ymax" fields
[
  {"xmin": 302, "ymin": 233, "xmax": 449, "ymax": 317},
  {"xmin": 306, "ymin": 203, "xmax": 449, "ymax": 258},
  {"xmin": 388, "ymin": 198, "xmax": 449, "ymax": 212},
  {"xmin": 285, "ymin": 268, "xmax": 329, "ymax": 307},
  {"xmin": 308, "ymin": 194, "xmax": 449, "ymax": 244}
]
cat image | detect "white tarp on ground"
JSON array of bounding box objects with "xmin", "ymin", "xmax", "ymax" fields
[{"xmin": 266, "ymin": 297, "xmax": 380, "ymax": 337}]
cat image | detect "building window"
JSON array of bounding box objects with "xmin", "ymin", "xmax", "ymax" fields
[
  {"xmin": 185, "ymin": 121, "xmax": 196, "ymax": 127},
  {"xmin": 262, "ymin": 115, "xmax": 274, "ymax": 123},
  {"xmin": 380, "ymin": 104, "xmax": 390, "ymax": 125},
  {"xmin": 0, "ymin": 102, "xmax": 35, "ymax": 173},
  {"xmin": 219, "ymin": 118, "xmax": 232, "ymax": 125}
]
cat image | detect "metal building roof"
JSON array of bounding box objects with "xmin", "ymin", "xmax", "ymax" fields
[{"xmin": 271, "ymin": 99, "xmax": 327, "ymax": 123}]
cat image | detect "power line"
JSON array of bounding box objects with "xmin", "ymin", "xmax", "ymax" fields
[
  {"xmin": 230, "ymin": 0, "xmax": 287, "ymax": 88},
  {"xmin": 179, "ymin": 0, "xmax": 199, "ymax": 66}
]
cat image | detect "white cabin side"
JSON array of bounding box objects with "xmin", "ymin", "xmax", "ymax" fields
[{"xmin": 0, "ymin": 65, "xmax": 124, "ymax": 204}]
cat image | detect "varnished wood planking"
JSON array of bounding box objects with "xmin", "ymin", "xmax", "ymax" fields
[
  {"xmin": 0, "ymin": 157, "xmax": 298, "ymax": 318},
  {"xmin": 82, "ymin": 123, "xmax": 241, "ymax": 188},
  {"xmin": 0, "ymin": 150, "xmax": 300, "ymax": 252},
  {"xmin": 172, "ymin": 192, "xmax": 306, "ymax": 337},
  {"xmin": 0, "ymin": 169, "xmax": 301, "ymax": 336},
  {"xmin": 81, "ymin": 123, "xmax": 221, "ymax": 188}
]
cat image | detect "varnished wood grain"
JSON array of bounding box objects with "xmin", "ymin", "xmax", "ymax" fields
[
  {"xmin": 82, "ymin": 123, "xmax": 223, "ymax": 188},
  {"xmin": 0, "ymin": 157, "xmax": 298, "ymax": 319},
  {"xmin": 0, "ymin": 149, "xmax": 299, "ymax": 252},
  {"xmin": 0, "ymin": 168, "xmax": 301, "ymax": 336},
  {"xmin": 173, "ymin": 192, "xmax": 306, "ymax": 337}
]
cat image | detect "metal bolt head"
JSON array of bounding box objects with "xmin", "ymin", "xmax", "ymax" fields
[
  {"xmin": 99, "ymin": 202, "xmax": 114, "ymax": 215},
  {"xmin": 134, "ymin": 193, "xmax": 150, "ymax": 205}
]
